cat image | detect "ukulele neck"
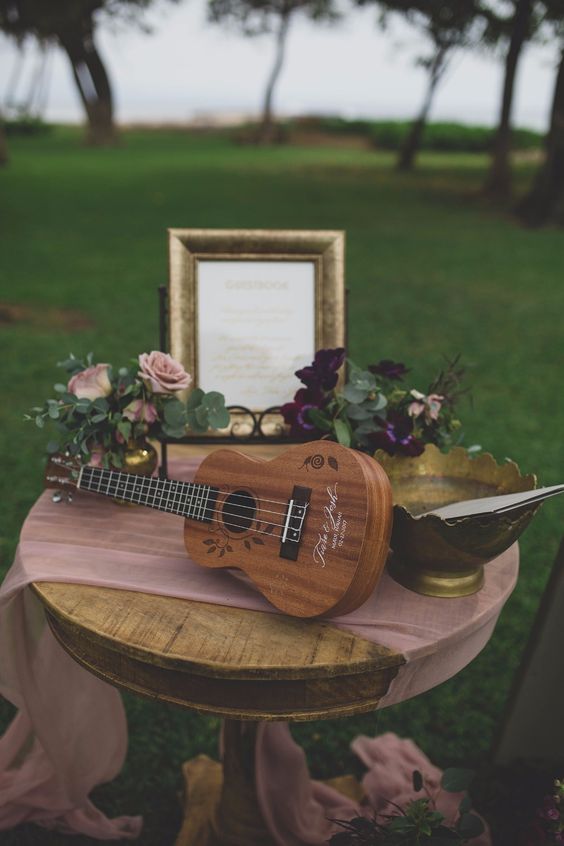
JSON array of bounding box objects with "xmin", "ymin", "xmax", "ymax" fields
[{"xmin": 78, "ymin": 465, "xmax": 218, "ymax": 522}]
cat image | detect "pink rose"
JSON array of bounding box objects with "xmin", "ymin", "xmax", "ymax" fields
[
  {"xmin": 123, "ymin": 399, "xmax": 158, "ymax": 424},
  {"xmin": 138, "ymin": 351, "xmax": 192, "ymax": 394},
  {"xmin": 68, "ymin": 364, "xmax": 112, "ymax": 401}
]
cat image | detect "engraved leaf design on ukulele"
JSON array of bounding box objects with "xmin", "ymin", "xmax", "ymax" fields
[{"xmin": 300, "ymin": 453, "xmax": 339, "ymax": 471}]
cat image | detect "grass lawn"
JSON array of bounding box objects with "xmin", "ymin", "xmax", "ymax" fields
[{"xmin": 1, "ymin": 127, "xmax": 563, "ymax": 844}]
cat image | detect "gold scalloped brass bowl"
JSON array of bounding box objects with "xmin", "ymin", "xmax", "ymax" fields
[{"xmin": 375, "ymin": 445, "xmax": 538, "ymax": 598}]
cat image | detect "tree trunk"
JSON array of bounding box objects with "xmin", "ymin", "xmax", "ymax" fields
[
  {"xmin": 59, "ymin": 30, "xmax": 116, "ymax": 146},
  {"xmin": 397, "ymin": 45, "xmax": 448, "ymax": 172},
  {"xmin": 484, "ymin": 0, "xmax": 533, "ymax": 199},
  {"xmin": 518, "ymin": 45, "xmax": 564, "ymax": 226},
  {"xmin": 258, "ymin": 11, "xmax": 291, "ymax": 144}
]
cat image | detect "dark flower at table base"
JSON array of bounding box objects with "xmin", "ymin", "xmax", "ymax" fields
[
  {"xmin": 369, "ymin": 359, "xmax": 410, "ymax": 381},
  {"xmin": 368, "ymin": 412, "xmax": 425, "ymax": 457},
  {"xmin": 295, "ymin": 347, "xmax": 346, "ymax": 392}
]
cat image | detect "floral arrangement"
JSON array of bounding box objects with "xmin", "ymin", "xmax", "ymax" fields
[
  {"xmin": 526, "ymin": 779, "xmax": 564, "ymax": 845},
  {"xmin": 27, "ymin": 351, "xmax": 229, "ymax": 468},
  {"xmin": 330, "ymin": 767, "xmax": 485, "ymax": 845},
  {"xmin": 281, "ymin": 349, "xmax": 467, "ymax": 457}
]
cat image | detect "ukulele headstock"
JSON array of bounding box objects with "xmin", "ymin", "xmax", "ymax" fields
[{"xmin": 44, "ymin": 453, "xmax": 82, "ymax": 496}]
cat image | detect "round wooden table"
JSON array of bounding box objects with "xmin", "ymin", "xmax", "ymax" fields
[
  {"xmin": 32, "ymin": 580, "xmax": 405, "ymax": 845},
  {"xmin": 27, "ymin": 446, "xmax": 518, "ymax": 845}
]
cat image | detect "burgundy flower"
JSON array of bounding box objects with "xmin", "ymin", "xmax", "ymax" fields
[
  {"xmin": 369, "ymin": 359, "xmax": 410, "ymax": 381},
  {"xmin": 281, "ymin": 387, "xmax": 326, "ymax": 438},
  {"xmin": 368, "ymin": 412, "xmax": 425, "ymax": 457},
  {"xmin": 296, "ymin": 348, "xmax": 345, "ymax": 391}
]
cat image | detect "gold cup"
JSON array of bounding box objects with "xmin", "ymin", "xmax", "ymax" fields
[{"xmin": 376, "ymin": 445, "xmax": 538, "ymax": 598}]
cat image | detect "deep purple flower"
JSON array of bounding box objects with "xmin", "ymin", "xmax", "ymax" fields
[
  {"xmin": 369, "ymin": 359, "xmax": 410, "ymax": 381},
  {"xmin": 540, "ymin": 796, "xmax": 561, "ymax": 822},
  {"xmin": 296, "ymin": 348, "xmax": 346, "ymax": 391},
  {"xmin": 281, "ymin": 387, "xmax": 326, "ymax": 438},
  {"xmin": 368, "ymin": 411, "xmax": 425, "ymax": 457}
]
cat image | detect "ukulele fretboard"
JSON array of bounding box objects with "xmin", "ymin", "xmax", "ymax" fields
[{"xmin": 78, "ymin": 465, "xmax": 218, "ymax": 522}]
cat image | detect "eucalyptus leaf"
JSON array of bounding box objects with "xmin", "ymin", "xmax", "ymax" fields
[
  {"xmin": 35, "ymin": 415, "xmax": 45, "ymax": 429},
  {"xmin": 203, "ymin": 390, "xmax": 226, "ymax": 411},
  {"xmin": 195, "ymin": 405, "xmax": 209, "ymax": 427},
  {"xmin": 47, "ymin": 405, "xmax": 60, "ymax": 419},
  {"xmin": 162, "ymin": 423, "xmax": 187, "ymax": 439},
  {"xmin": 342, "ymin": 384, "xmax": 368, "ymax": 404},
  {"xmin": 345, "ymin": 404, "xmax": 372, "ymax": 421},
  {"xmin": 334, "ymin": 419, "xmax": 351, "ymax": 447},
  {"xmin": 186, "ymin": 388, "xmax": 205, "ymax": 411},
  {"xmin": 164, "ymin": 399, "xmax": 186, "ymax": 426},
  {"xmin": 458, "ymin": 794, "xmax": 472, "ymax": 815},
  {"xmin": 54, "ymin": 383, "xmax": 67, "ymax": 393},
  {"xmin": 186, "ymin": 411, "xmax": 208, "ymax": 434},
  {"xmin": 349, "ymin": 369, "xmax": 377, "ymax": 392},
  {"xmin": 92, "ymin": 398, "xmax": 109, "ymax": 412},
  {"xmin": 457, "ymin": 812, "xmax": 485, "ymax": 839},
  {"xmin": 46, "ymin": 440, "xmax": 60, "ymax": 454},
  {"xmin": 208, "ymin": 407, "xmax": 230, "ymax": 429},
  {"xmin": 441, "ymin": 768, "xmax": 474, "ymax": 793},
  {"xmin": 365, "ymin": 393, "xmax": 388, "ymax": 412}
]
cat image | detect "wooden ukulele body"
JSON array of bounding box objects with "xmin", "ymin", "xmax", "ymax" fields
[{"xmin": 184, "ymin": 441, "xmax": 393, "ymax": 618}]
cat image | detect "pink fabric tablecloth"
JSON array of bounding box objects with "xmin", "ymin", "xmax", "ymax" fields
[{"xmin": 0, "ymin": 457, "xmax": 513, "ymax": 841}]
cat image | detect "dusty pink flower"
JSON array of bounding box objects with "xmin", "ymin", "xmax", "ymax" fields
[
  {"xmin": 408, "ymin": 389, "xmax": 426, "ymax": 419},
  {"xmin": 408, "ymin": 390, "xmax": 444, "ymax": 423},
  {"xmin": 88, "ymin": 447, "xmax": 105, "ymax": 468},
  {"xmin": 68, "ymin": 364, "xmax": 112, "ymax": 401},
  {"xmin": 138, "ymin": 351, "xmax": 192, "ymax": 394},
  {"xmin": 123, "ymin": 399, "xmax": 158, "ymax": 424},
  {"xmin": 426, "ymin": 393, "xmax": 444, "ymax": 421}
]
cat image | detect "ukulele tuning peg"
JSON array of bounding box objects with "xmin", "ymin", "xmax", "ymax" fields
[{"xmin": 52, "ymin": 491, "xmax": 63, "ymax": 503}]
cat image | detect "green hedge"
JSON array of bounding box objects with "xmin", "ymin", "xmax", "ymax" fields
[{"xmin": 295, "ymin": 116, "xmax": 542, "ymax": 152}]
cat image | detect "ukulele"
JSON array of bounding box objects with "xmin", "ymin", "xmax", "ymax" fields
[{"xmin": 47, "ymin": 440, "xmax": 393, "ymax": 619}]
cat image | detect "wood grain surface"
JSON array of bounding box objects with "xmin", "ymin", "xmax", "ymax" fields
[
  {"xmin": 186, "ymin": 440, "xmax": 393, "ymax": 618},
  {"xmin": 33, "ymin": 581, "xmax": 404, "ymax": 721}
]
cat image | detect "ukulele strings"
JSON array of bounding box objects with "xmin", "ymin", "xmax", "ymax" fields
[
  {"xmin": 195, "ymin": 502, "xmax": 308, "ymax": 535},
  {"xmin": 209, "ymin": 513, "xmax": 299, "ymax": 543}
]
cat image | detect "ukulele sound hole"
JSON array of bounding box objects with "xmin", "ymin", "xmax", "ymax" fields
[{"xmin": 222, "ymin": 490, "xmax": 256, "ymax": 534}]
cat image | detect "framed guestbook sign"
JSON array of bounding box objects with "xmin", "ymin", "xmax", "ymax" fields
[{"xmin": 168, "ymin": 229, "xmax": 346, "ymax": 434}]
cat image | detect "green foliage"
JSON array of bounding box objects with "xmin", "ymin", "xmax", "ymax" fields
[
  {"xmin": 302, "ymin": 116, "xmax": 542, "ymax": 152},
  {"xmin": 26, "ymin": 354, "xmax": 228, "ymax": 465},
  {"xmin": 329, "ymin": 767, "xmax": 484, "ymax": 844}
]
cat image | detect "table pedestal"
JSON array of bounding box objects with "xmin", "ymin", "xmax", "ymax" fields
[{"xmin": 175, "ymin": 720, "xmax": 363, "ymax": 846}]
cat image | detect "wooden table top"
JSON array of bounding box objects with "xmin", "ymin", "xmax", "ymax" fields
[
  {"xmin": 33, "ymin": 581, "xmax": 404, "ymax": 722},
  {"xmin": 29, "ymin": 446, "xmax": 516, "ymax": 723}
]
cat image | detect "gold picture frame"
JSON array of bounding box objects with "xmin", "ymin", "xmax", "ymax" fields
[{"xmin": 168, "ymin": 228, "xmax": 346, "ymax": 437}]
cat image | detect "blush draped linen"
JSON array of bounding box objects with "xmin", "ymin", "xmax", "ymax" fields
[{"xmin": 0, "ymin": 458, "xmax": 513, "ymax": 841}]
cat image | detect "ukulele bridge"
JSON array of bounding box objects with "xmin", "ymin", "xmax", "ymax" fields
[{"xmin": 279, "ymin": 485, "xmax": 311, "ymax": 561}]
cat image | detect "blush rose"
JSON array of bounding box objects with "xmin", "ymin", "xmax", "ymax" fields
[
  {"xmin": 138, "ymin": 351, "xmax": 192, "ymax": 394},
  {"xmin": 123, "ymin": 399, "xmax": 158, "ymax": 424},
  {"xmin": 68, "ymin": 364, "xmax": 112, "ymax": 401}
]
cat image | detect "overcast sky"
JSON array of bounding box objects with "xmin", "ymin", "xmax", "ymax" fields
[{"xmin": 0, "ymin": 1, "xmax": 559, "ymax": 130}]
